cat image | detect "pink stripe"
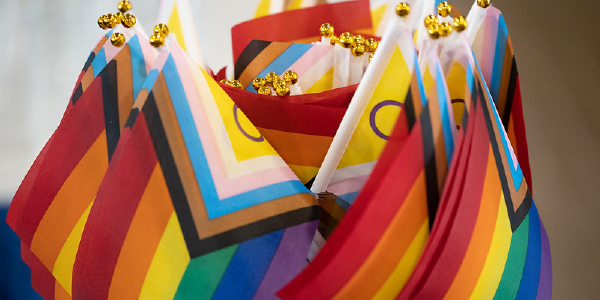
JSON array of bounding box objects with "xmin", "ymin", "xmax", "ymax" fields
[
  {"xmin": 327, "ymin": 174, "xmax": 370, "ymax": 196},
  {"xmin": 286, "ymin": 45, "xmax": 334, "ymax": 77},
  {"xmin": 479, "ymin": 10, "xmax": 498, "ymax": 83}
]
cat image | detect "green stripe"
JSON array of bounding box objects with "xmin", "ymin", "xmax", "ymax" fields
[
  {"xmin": 494, "ymin": 213, "xmax": 529, "ymax": 299},
  {"xmin": 174, "ymin": 244, "xmax": 238, "ymax": 300}
]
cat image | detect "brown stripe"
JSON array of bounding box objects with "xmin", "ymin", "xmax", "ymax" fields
[
  {"xmin": 152, "ymin": 73, "xmax": 317, "ymax": 239},
  {"xmin": 113, "ymin": 45, "xmax": 134, "ymax": 132},
  {"xmin": 92, "ymin": 35, "xmax": 109, "ymax": 54},
  {"xmin": 238, "ymin": 42, "xmax": 292, "ymax": 88},
  {"xmin": 259, "ymin": 127, "xmax": 333, "ymax": 167},
  {"xmin": 81, "ymin": 69, "xmax": 95, "ymax": 91}
]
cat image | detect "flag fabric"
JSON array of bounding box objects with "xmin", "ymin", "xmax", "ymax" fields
[
  {"xmin": 254, "ymin": 0, "xmax": 327, "ymax": 18},
  {"xmin": 71, "ymin": 40, "xmax": 320, "ymax": 299},
  {"xmin": 279, "ymin": 37, "xmax": 461, "ymax": 300},
  {"xmin": 6, "ymin": 28, "xmax": 156, "ymax": 298},
  {"xmin": 469, "ymin": 5, "xmax": 533, "ymax": 191},
  {"xmin": 311, "ymin": 16, "xmax": 418, "ymax": 206},
  {"xmin": 396, "ymin": 57, "xmax": 551, "ymax": 299},
  {"xmin": 158, "ymin": 0, "xmax": 206, "ymax": 68}
]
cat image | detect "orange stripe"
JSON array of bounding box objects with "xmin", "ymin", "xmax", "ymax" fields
[
  {"xmin": 259, "ymin": 127, "xmax": 333, "ymax": 167},
  {"xmin": 115, "ymin": 45, "xmax": 134, "ymax": 131},
  {"xmin": 238, "ymin": 43, "xmax": 291, "ymax": 88},
  {"xmin": 30, "ymin": 131, "xmax": 108, "ymax": 270},
  {"xmin": 81, "ymin": 69, "xmax": 95, "ymax": 91},
  {"xmin": 107, "ymin": 164, "xmax": 174, "ymax": 299},
  {"xmin": 333, "ymin": 171, "xmax": 428, "ymax": 299},
  {"xmin": 443, "ymin": 146, "xmax": 501, "ymax": 299},
  {"xmin": 55, "ymin": 280, "xmax": 71, "ymax": 300}
]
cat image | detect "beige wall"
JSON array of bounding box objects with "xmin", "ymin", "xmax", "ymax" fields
[{"xmin": 0, "ymin": 0, "xmax": 598, "ymax": 298}]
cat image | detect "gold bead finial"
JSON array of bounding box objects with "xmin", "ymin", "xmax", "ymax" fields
[
  {"xmin": 104, "ymin": 14, "xmax": 118, "ymax": 29},
  {"xmin": 283, "ymin": 70, "xmax": 299, "ymax": 85},
  {"xmin": 351, "ymin": 43, "xmax": 366, "ymax": 56},
  {"xmin": 98, "ymin": 15, "xmax": 107, "ymax": 29},
  {"xmin": 477, "ymin": 0, "xmax": 491, "ymax": 8},
  {"xmin": 258, "ymin": 86, "xmax": 272, "ymax": 95},
  {"xmin": 329, "ymin": 35, "xmax": 338, "ymax": 46},
  {"xmin": 219, "ymin": 79, "xmax": 233, "ymax": 86},
  {"xmin": 439, "ymin": 21, "xmax": 453, "ymax": 37},
  {"xmin": 364, "ymin": 38, "xmax": 378, "ymax": 52},
  {"xmin": 352, "ymin": 35, "xmax": 365, "ymax": 46},
  {"xmin": 427, "ymin": 24, "xmax": 440, "ymax": 39},
  {"xmin": 273, "ymin": 77, "xmax": 287, "ymax": 89},
  {"xmin": 424, "ymin": 14, "xmax": 439, "ymax": 28},
  {"xmin": 122, "ymin": 13, "xmax": 136, "ymax": 28},
  {"xmin": 337, "ymin": 32, "xmax": 353, "ymax": 48},
  {"xmin": 149, "ymin": 33, "xmax": 164, "ymax": 48},
  {"xmin": 265, "ymin": 72, "xmax": 278, "ymax": 86},
  {"xmin": 118, "ymin": 0, "xmax": 132, "ymax": 13},
  {"xmin": 320, "ymin": 23, "xmax": 335, "ymax": 38},
  {"xmin": 275, "ymin": 84, "xmax": 291, "ymax": 96},
  {"xmin": 437, "ymin": 2, "xmax": 451, "ymax": 17},
  {"xmin": 154, "ymin": 24, "xmax": 169, "ymax": 37},
  {"xmin": 230, "ymin": 80, "xmax": 244, "ymax": 89},
  {"xmin": 252, "ymin": 77, "xmax": 266, "ymax": 91},
  {"xmin": 396, "ymin": 3, "xmax": 410, "ymax": 17},
  {"xmin": 453, "ymin": 16, "xmax": 467, "ymax": 32},
  {"xmin": 110, "ymin": 32, "xmax": 126, "ymax": 47},
  {"xmin": 369, "ymin": 52, "xmax": 374, "ymax": 62},
  {"xmin": 114, "ymin": 12, "xmax": 124, "ymax": 24}
]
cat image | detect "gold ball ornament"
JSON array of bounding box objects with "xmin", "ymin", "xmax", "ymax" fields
[
  {"xmin": 98, "ymin": 15, "xmax": 107, "ymax": 29},
  {"xmin": 453, "ymin": 16, "xmax": 467, "ymax": 32},
  {"xmin": 110, "ymin": 32, "xmax": 126, "ymax": 47},
  {"xmin": 273, "ymin": 77, "xmax": 287, "ymax": 89},
  {"xmin": 320, "ymin": 23, "xmax": 335, "ymax": 37},
  {"xmin": 424, "ymin": 14, "xmax": 439, "ymax": 28},
  {"xmin": 439, "ymin": 21, "xmax": 453, "ymax": 37},
  {"xmin": 337, "ymin": 32, "xmax": 353, "ymax": 48},
  {"xmin": 351, "ymin": 43, "xmax": 366, "ymax": 56},
  {"xmin": 352, "ymin": 34, "xmax": 365, "ymax": 46},
  {"xmin": 149, "ymin": 33, "xmax": 165, "ymax": 48},
  {"xmin": 396, "ymin": 3, "xmax": 410, "ymax": 17},
  {"xmin": 369, "ymin": 52, "xmax": 374, "ymax": 63},
  {"xmin": 154, "ymin": 24, "xmax": 169, "ymax": 37},
  {"xmin": 252, "ymin": 77, "xmax": 266, "ymax": 91},
  {"xmin": 105, "ymin": 14, "xmax": 118, "ymax": 29},
  {"xmin": 114, "ymin": 12, "xmax": 124, "ymax": 23},
  {"xmin": 122, "ymin": 13, "xmax": 136, "ymax": 28},
  {"xmin": 265, "ymin": 72, "xmax": 278, "ymax": 86},
  {"xmin": 364, "ymin": 38, "xmax": 379, "ymax": 52},
  {"xmin": 275, "ymin": 84, "xmax": 291, "ymax": 96},
  {"xmin": 477, "ymin": 0, "xmax": 491, "ymax": 8},
  {"xmin": 427, "ymin": 24, "xmax": 440, "ymax": 39},
  {"xmin": 437, "ymin": 2, "xmax": 451, "ymax": 17},
  {"xmin": 258, "ymin": 86, "xmax": 272, "ymax": 95},
  {"xmin": 230, "ymin": 80, "xmax": 244, "ymax": 89},
  {"xmin": 118, "ymin": 0, "xmax": 132, "ymax": 13},
  {"xmin": 283, "ymin": 70, "xmax": 299, "ymax": 85},
  {"xmin": 329, "ymin": 35, "xmax": 337, "ymax": 46}
]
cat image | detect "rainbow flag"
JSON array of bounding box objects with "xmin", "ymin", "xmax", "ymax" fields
[
  {"xmin": 397, "ymin": 64, "xmax": 551, "ymax": 299},
  {"xmin": 470, "ymin": 6, "xmax": 533, "ymax": 191},
  {"xmin": 279, "ymin": 44, "xmax": 461, "ymax": 300},
  {"xmin": 71, "ymin": 41, "xmax": 320, "ymax": 299},
  {"xmin": 6, "ymin": 30, "xmax": 156, "ymax": 298}
]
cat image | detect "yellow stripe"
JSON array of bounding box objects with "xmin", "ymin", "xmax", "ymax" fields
[
  {"xmin": 52, "ymin": 200, "xmax": 94, "ymax": 296},
  {"xmin": 371, "ymin": 4, "xmax": 388, "ymax": 34},
  {"xmin": 168, "ymin": 4, "xmax": 187, "ymax": 52},
  {"xmin": 373, "ymin": 220, "xmax": 429, "ymax": 299},
  {"xmin": 254, "ymin": 0, "xmax": 271, "ymax": 18},
  {"xmin": 288, "ymin": 164, "xmax": 320, "ymax": 184},
  {"xmin": 305, "ymin": 66, "xmax": 334, "ymax": 94},
  {"xmin": 287, "ymin": 0, "xmax": 303, "ymax": 10},
  {"xmin": 139, "ymin": 212, "xmax": 190, "ymax": 299},
  {"xmin": 469, "ymin": 193, "xmax": 512, "ymax": 299}
]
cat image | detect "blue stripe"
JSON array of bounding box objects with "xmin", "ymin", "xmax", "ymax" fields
[
  {"xmin": 142, "ymin": 69, "xmax": 159, "ymax": 92},
  {"xmin": 414, "ymin": 57, "xmax": 427, "ymax": 106},
  {"xmin": 337, "ymin": 191, "xmax": 358, "ymax": 209},
  {"xmin": 163, "ymin": 55, "xmax": 309, "ymax": 219},
  {"xmin": 516, "ymin": 203, "xmax": 542, "ymax": 300},
  {"xmin": 490, "ymin": 14, "xmax": 509, "ymax": 104},
  {"xmin": 128, "ymin": 35, "xmax": 147, "ymax": 99},
  {"xmin": 212, "ymin": 229, "xmax": 284, "ymax": 300},
  {"xmin": 91, "ymin": 48, "xmax": 107, "ymax": 77},
  {"xmin": 244, "ymin": 43, "xmax": 313, "ymax": 93},
  {"xmin": 435, "ymin": 65, "xmax": 455, "ymax": 166}
]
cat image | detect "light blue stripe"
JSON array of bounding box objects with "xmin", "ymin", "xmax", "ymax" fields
[
  {"xmin": 142, "ymin": 69, "xmax": 159, "ymax": 91},
  {"xmin": 337, "ymin": 191, "xmax": 359, "ymax": 209},
  {"xmin": 414, "ymin": 57, "xmax": 427, "ymax": 106},
  {"xmin": 162, "ymin": 55, "xmax": 309, "ymax": 219},
  {"xmin": 244, "ymin": 43, "xmax": 313, "ymax": 93},
  {"xmin": 435, "ymin": 65, "xmax": 455, "ymax": 166},
  {"xmin": 91, "ymin": 48, "xmax": 107, "ymax": 77},
  {"xmin": 490, "ymin": 14, "xmax": 509, "ymax": 104},
  {"xmin": 128, "ymin": 35, "xmax": 146, "ymax": 99}
]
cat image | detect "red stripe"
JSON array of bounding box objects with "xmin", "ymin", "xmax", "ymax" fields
[
  {"xmin": 225, "ymin": 87, "xmax": 352, "ymax": 136},
  {"xmin": 511, "ymin": 77, "xmax": 532, "ymax": 192},
  {"xmin": 25, "ymin": 246, "xmax": 56, "ymax": 300},
  {"xmin": 279, "ymin": 111, "xmax": 425, "ymax": 299},
  {"xmin": 72, "ymin": 114, "xmax": 157, "ymax": 300},
  {"xmin": 10, "ymin": 77, "xmax": 105, "ymax": 246}
]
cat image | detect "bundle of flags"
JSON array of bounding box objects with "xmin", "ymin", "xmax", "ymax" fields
[{"xmin": 7, "ymin": 0, "xmax": 550, "ymax": 299}]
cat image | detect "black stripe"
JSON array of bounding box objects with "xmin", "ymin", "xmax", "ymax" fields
[
  {"xmin": 82, "ymin": 52, "xmax": 96, "ymax": 72},
  {"xmin": 124, "ymin": 108, "xmax": 139, "ymax": 129},
  {"xmin": 502, "ymin": 57, "xmax": 518, "ymax": 128},
  {"xmin": 420, "ymin": 104, "xmax": 440, "ymax": 229},
  {"xmin": 404, "ymin": 84, "xmax": 417, "ymax": 131},
  {"xmin": 71, "ymin": 84, "xmax": 83, "ymax": 106},
  {"xmin": 234, "ymin": 40, "xmax": 272, "ymax": 80},
  {"xmin": 100, "ymin": 60, "xmax": 120, "ymax": 162},
  {"xmin": 477, "ymin": 77, "xmax": 528, "ymax": 232}
]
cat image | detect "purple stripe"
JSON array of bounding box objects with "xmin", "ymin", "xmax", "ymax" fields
[
  {"xmin": 536, "ymin": 219, "xmax": 552, "ymax": 299},
  {"xmin": 253, "ymin": 220, "xmax": 318, "ymax": 300}
]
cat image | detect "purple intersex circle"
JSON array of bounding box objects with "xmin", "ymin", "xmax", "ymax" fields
[
  {"xmin": 369, "ymin": 100, "xmax": 403, "ymax": 140},
  {"xmin": 233, "ymin": 104, "xmax": 264, "ymax": 142}
]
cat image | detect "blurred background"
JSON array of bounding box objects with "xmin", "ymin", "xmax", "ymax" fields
[{"xmin": 0, "ymin": 0, "xmax": 598, "ymax": 298}]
